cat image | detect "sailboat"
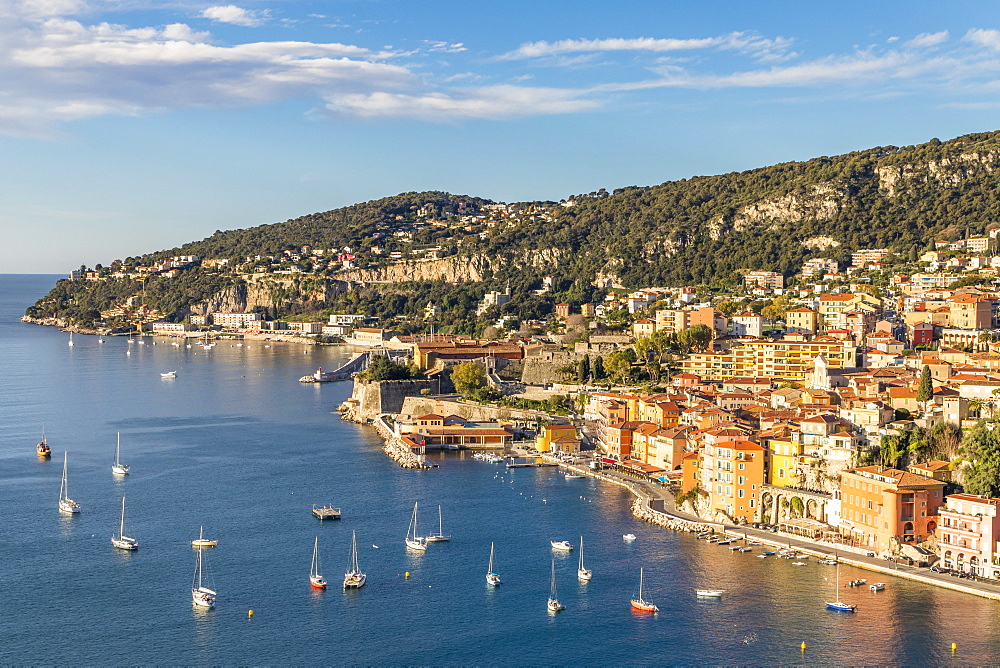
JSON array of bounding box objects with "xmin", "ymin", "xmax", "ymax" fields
[
  {"xmin": 36, "ymin": 428, "xmax": 51, "ymax": 458},
  {"xmin": 547, "ymin": 559, "xmax": 565, "ymax": 612},
  {"xmin": 344, "ymin": 530, "xmax": 366, "ymax": 589},
  {"xmin": 192, "ymin": 546, "xmax": 217, "ymax": 608},
  {"xmin": 405, "ymin": 501, "xmax": 427, "ymax": 551},
  {"xmin": 111, "ymin": 496, "xmax": 139, "ymax": 550},
  {"xmin": 111, "ymin": 432, "xmax": 129, "ymax": 475},
  {"xmin": 425, "ymin": 505, "xmax": 451, "ymax": 542},
  {"xmin": 486, "ymin": 542, "xmax": 502, "ymax": 586},
  {"xmin": 309, "ymin": 536, "xmax": 327, "ymax": 589},
  {"xmin": 630, "ymin": 567, "xmax": 658, "ymax": 613},
  {"xmin": 58, "ymin": 451, "xmax": 80, "ymax": 513},
  {"xmin": 577, "ymin": 535, "xmax": 592, "ymax": 581},
  {"xmin": 191, "ymin": 526, "xmax": 217, "ymax": 548},
  {"xmin": 825, "ymin": 561, "xmax": 856, "ymax": 612}
]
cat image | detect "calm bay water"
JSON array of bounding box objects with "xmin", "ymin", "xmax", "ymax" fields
[{"xmin": 2, "ymin": 274, "xmax": 1000, "ymax": 665}]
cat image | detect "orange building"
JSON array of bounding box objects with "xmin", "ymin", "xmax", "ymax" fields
[
  {"xmin": 838, "ymin": 466, "xmax": 946, "ymax": 555},
  {"xmin": 697, "ymin": 439, "xmax": 767, "ymax": 523}
]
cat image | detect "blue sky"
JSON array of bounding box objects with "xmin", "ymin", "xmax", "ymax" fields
[{"xmin": 4, "ymin": 0, "xmax": 1000, "ymax": 273}]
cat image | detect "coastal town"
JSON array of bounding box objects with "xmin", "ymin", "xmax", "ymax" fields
[
  {"xmin": 318, "ymin": 234, "xmax": 1000, "ymax": 592},
  {"xmin": 29, "ymin": 202, "xmax": 1000, "ymax": 596}
]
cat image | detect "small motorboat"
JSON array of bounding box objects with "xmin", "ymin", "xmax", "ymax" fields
[
  {"xmin": 849, "ymin": 578, "xmax": 867, "ymax": 587},
  {"xmin": 696, "ymin": 532, "xmax": 712, "ymax": 540},
  {"xmin": 564, "ymin": 473, "xmax": 587, "ymax": 479},
  {"xmin": 762, "ymin": 550, "xmax": 776, "ymax": 556},
  {"xmin": 870, "ymin": 582, "xmax": 886, "ymax": 592},
  {"xmin": 696, "ymin": 589, "xmax": 724, "ymax": 598},
  {"xmin": 818, "ymin": 559, "xmax": 838, "ymax": 565},
  {"xmin": 717, "ymin": 539, "xmax": 734, "ymax": 546},
  {"xmin": 160, "ymin": 371, "xmax": 177, "ymax": 378},
  {"xmin": 623, "ymin": 534, "xmax": 637, "ymax": 542},
  {"xmin": 550, "ymin": 540, "xmax": 574, "ymax": 551},
  {"xmin": 738, "ymin": 547, "xmax": 753, "ymax": 553},
  {"xmin": 756, "ymin": 554, "xmax": 769, "ymax": 559},
  {"xmin": 729, "ymin": 545, "xmax": 742, "ymax": 551},
  {"xmin": 792, "ymin": 561, "xmax": 806, "ymax": 566}
]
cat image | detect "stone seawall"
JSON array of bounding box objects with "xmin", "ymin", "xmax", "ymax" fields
[{"xmin": 343, "ymin": 378, "xmax": 439, "ymax": 422}]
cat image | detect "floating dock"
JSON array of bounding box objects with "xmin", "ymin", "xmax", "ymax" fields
[
  {"xmin": 312, "ymin": 504, "xmax": 342, "ymax": 520},
  {"xmin": 505, "ymin": 460, "xmax": 559, "ymax": 469}
]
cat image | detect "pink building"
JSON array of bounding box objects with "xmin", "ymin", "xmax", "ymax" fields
[{"xmin": 938, "ymin": 493, "xmax": 1000, "ymax": 578}]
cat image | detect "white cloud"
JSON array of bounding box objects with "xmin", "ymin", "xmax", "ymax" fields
[
  {"xmin": 907, "ymin": 31, "xmax": 949, "ymax": 48},
  {"xmin": 201, "ymin": 5, "xmax": 267, "ymax": 27},
  {"xmin": 498, "ymin": 32, "xmax": 794, "ymax": 62},
  {"xmin": 965, "ymin": 28, "xmax": 1000, "ymax": 49},
  {"xmin": 325, "ymin": 85, "xmax": 602, "ymax": 121},
  {"xmin": 424, "ymin": 40, "xmax": 466, "ymax": 53}
]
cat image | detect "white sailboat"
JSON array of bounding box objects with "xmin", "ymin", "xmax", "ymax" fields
[
  {"xmin": 547, "ymin": 559, "xmax": 565, "ymax": 612},
  {"xmin": 111, "ymin": 496, "xmax": 138, "ymax": 550},
  {"xmin": 405, "ymin": 501, "xmax": 427, "ymax": 551},
  {"xmin": 577, "ymin": 535, "xmax": 592, "ymax": 581},
  {"xmin": 192, "ymin": 546, "xmax": 217, "ymax": 608},
  {"xmin": 191, "ymin": 525, "xmax": 217, "ymax": 548},
  {"xmin": 309, "ymin": 536, "xmax": 327, "ymax": 589},
  {"xmin": 425, "ymin": 505, "xmax": 451, "ymax": 542},
  {"xmin": 344, "ymin": 530, "xmax": 366, "ymax": 589},
  {"xmin": 111, "ymin": 432, "xmax": 129, "ymax": 475},
  {"xmin": 486, "ymin": 542, "xmax": 502, "ymax": 586},
  {"xmin": 58, "ymin": 451, "xmax": 80, "ymax": 513},
  {"xmin": 630, "ymin": 567, "xmax": 658, "ymax": 613}
]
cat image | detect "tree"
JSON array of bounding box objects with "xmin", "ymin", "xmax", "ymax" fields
[
  {"xmin": 593, "ymin": 355, "xmax": 605, "ymax": 380},
  {"xmin": 962, "ymin": 422, "xmax": 1000, "ymax": 496},
  {"xmin": 917, "ymin": 365, "xmax": 933, "ymax": 404},
  {"xmin": 451, "ymin": 362, "xmax": 486, "ymax": 396},
  {"xmin": 604, "ymin": 350, "xmax": 635, "ymax": 384},
  {"xmin": 362, "ymin": 354, "xmax": 412, "ymax": 381},
  {"xmin": 677, "ymin": 324, "xmax": 713, "ymax": 353},
  {"xmin": 577, "ymin": 355, "xmax": 590, "ymax": 383}
]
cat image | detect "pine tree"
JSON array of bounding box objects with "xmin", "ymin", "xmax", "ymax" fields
[
  {"xmin": 917, "ymin": 365, "xmax": 933, "ymax": 403},
  {"xmin": 593, "ymin": 355, "xmax": 605, "ymax": 380}
]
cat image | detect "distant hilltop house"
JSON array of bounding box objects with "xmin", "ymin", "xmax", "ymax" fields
[{"xmin": 744, "ymin": 271, "xmax": 783, "ymax": 290}]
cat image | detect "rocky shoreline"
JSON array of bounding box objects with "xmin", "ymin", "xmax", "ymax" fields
[{"xmin": 339, "ymin": 402, "xmax": 432, "ymax": 470}]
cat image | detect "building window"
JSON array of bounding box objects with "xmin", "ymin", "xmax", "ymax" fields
[{"xmin": 738, "ymin": 489, "xmax": 745, "ymax": 498}]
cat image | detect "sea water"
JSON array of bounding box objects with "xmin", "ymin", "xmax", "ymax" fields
[{"xmin": 2, "ymin": 274, "xmax": 1000, "ymax": 665}]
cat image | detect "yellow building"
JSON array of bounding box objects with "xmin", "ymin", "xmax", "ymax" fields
[
  {"xmin": 536, "ymin": 424, "xmax": 578, "ymax": 452},
  {"xmin": 679, "ymin": 336, "xmax": 859, "ymax": 382},
  {"xmin": 785, "ymin": 307, "xmax": 819, "ymax": 335}
]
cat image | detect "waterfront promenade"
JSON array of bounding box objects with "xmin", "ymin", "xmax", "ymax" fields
[{"xmin": 551, "ymin": 455, "xmax": 1000, "ymax": 603}]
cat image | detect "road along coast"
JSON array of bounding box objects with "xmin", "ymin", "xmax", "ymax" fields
[{"xmin": 554, "ymin": 457, "xmax": 1000, "ymax": 602}]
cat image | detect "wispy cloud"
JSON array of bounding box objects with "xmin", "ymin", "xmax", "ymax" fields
[
  {"xmin": 325, "ymin": 85, "xmax": 602, "ymax": 121},
  {"xmin": 498, "ymin": 32, "xmax": 795, "ymax": 62},
  {"xmin": 907, "ymin": 31, "xmax": 949, "ymax": 48},
  {"xmin": 201, "ymin": 5, "xmax": 268, "ymax": 28},
  {"xmin": 423, "ymin": 40, "xmax": 466, "ymax": 53}
]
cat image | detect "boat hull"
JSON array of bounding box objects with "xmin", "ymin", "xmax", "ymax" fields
[
  {"xmin": 486, "ymin": 573, "xmax": 502, "ymax": 586},
  {"xmin": 59, "ymin": 500, "xmax": 80, "ymax": 513},
  {"xmin": 630, "ymin": 600, "xmax": 658, "ymax": 613},
  {"xmin": 826, "ymin": 601, "xmax": 856, "ymax": 612},
  {"xmin": 192, "ymin": 589, "xmax": 216, "ymax": 608},
  {"xmin": 424, "ymin": 535, "xmax": 450, "ymax": 542},
  {"xmin": 310, "ymin": 577, "xmax": 327, "ymax": 589},
  {"xmin": 578, "ymin": 569, "xmax": 592, "ymax": 581},
  {"xmin": 405, "ymin": 539, "xmax": 427, "ymax": 551},
  {"xmin": 112, "ymin": 465, "xmax": 129, "ymax": 475},
  {"xmin": 112, "ymin": 536, "xmax": 139, "ymax": 550},
  {"xmin": 191, "ymin": 539, "xmax": 218, "ymax": 548},
  {"xmin": 547, "ymin": 599, "xmax": 565, "ymax": 612},
  {"xmin": 343, "ymin": 573, "xmax": 366, "ymax": 589},
  {"xmin": 550, "ymin": 541, "xmax": 573, "ymax": 551}
]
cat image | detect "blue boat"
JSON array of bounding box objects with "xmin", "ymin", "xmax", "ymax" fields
[{"xmin": 826, "ymin": 563, "xmax": 856, "ymax": 612}]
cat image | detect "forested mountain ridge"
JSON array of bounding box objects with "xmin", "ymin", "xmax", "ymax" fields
[
  {"xmin": 480, "ymin": 131, "xmax": 1000, "ymax": 289},
  {"xmin": 25, "ymin": 130, "xmax": 1000, "ymax": 328}
]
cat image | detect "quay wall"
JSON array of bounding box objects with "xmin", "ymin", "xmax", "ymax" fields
[{"xmin": 345, "ymin": 379, "xmax": 439, "ymax": 421}]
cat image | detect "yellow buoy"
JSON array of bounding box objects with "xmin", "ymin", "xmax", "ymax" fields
[
  {"xmin": 248, "ymin": 610, "xmax": 254, "ymax": 618},
  {"xmin": 405, "ymin": 571, "xmax": 410, "ymax": 579},
  {"xmin": 951, "ymin": 643, "xmax": 957, "ymax": 653},
  {"xmin": 801, "ymin": 642, "xmax": 807, "ymax": 652}
]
